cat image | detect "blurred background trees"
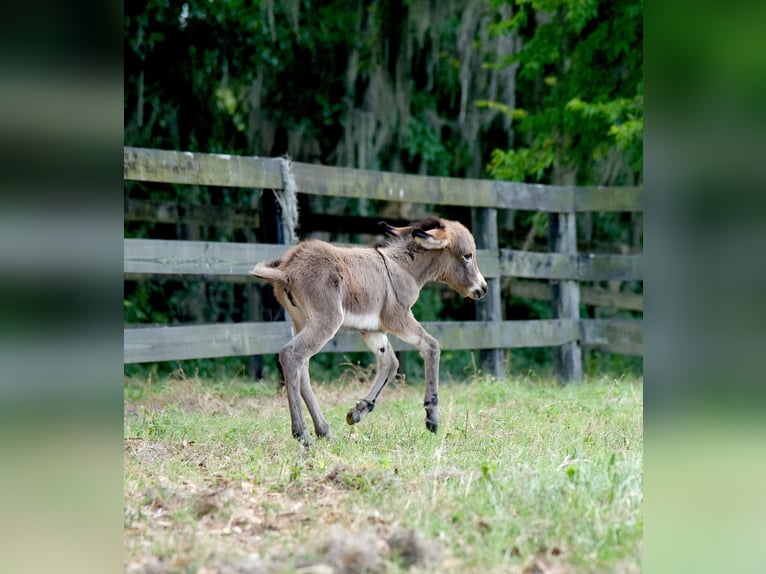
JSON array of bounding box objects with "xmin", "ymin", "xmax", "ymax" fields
[{"xmin": 124, "ymin": 0, "xmax": 642, "ymax": 379}]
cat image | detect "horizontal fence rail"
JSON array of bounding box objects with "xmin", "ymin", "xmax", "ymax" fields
[
  {"xmin": 125, "ymin": 147, "xmax": 643, "ymax": 212},
  {"xmin": 124, "ymin": 239, "xmax": 642, "ymax": 282},
  {"xmin": 124, "ymin": 319, "xmax": 642, "ymax": 364},
  {"xmin": 510, "ymin": 280, "xmax": 643, "ymax": 312},
  {"xmin": 124, "ymin": 146, "xmax": 643, "ymax": 378}
]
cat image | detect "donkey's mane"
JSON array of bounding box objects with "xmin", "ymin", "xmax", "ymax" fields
[
  {"xmin": 375, "ymin": 233, "xmax": 406, "ymax": 249},
  {"xmin": 412, "ymin": 216, "xmax": 443, "ymax": 232}
]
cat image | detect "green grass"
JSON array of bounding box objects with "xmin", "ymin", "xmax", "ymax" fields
[{"xmin": 124, "ymin": 371, "xmax": 642, "ymax": 573}]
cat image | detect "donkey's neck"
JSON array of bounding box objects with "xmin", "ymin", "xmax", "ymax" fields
[{"xmin": 377, "ymin": 244, "xmax": 443, "ymax": 289}]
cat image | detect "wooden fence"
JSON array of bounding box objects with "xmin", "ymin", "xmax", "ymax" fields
[{"xmin": 124, "ymin": 146, "xmax": 642, "ymax": 381}]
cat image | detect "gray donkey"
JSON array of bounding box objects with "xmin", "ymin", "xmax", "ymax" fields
[{"xmin": 250, "ymin": 217, "xmax": 487, "ymax": 441}]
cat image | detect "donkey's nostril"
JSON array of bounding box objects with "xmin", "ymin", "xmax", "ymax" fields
[{"xmin": 472, "ymin": 284, "xmax": 488, "ymax": 299}]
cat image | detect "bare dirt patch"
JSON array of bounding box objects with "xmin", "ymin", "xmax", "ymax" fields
[{"xmin": 194, "ymin": 525, "xmax": 441, "ymax": 574}]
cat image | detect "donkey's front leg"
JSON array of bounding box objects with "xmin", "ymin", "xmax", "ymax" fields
[
  {"xmin": 419, "ymin": 332, "xmax": 441, "ymax": 433},
  {"xmin": 396, "ymin": 319, "xmax": 441, "ymax": 433}
]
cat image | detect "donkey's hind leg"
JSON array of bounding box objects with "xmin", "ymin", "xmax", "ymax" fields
[
  {"xmin": 281, "ymin": 299, "xmax": 331, "ymax": 439},
  {"xmin": 279, "ymin": 310, "xmax": 342, "ymax": 442},
  {"xmin": 299, "ymin": 364, "xmax": 331, "ymax": 438},
  {"xmin": 347, "ymin": 332, "xmax": 399, "ymax": 425}
]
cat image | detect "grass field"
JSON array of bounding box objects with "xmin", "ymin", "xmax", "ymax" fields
[{"xmin": 124, "ymin": 369, "xmax": 642, "ymax": 573}]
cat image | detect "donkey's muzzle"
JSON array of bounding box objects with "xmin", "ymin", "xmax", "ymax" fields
[{"xmin": 471, "ymin": 282, "xmax": 488, "ymax": 300}]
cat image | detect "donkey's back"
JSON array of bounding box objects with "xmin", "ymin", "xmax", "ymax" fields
[{"xmin": 251, "ymin": 239, "xmax": 396, "ymax": 324}]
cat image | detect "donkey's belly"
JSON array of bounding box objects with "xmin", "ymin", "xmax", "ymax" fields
[{"xmin": 342, "ymin": 312, "xmax": 381, "ymax": 331}]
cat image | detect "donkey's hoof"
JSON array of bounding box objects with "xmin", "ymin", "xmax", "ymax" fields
[
  {"xmin": 292, "ymin": 427, "xmax": 310, "ymax": 443},
  {"xmin": 346, "ymin": 409, "xmax": 362, "ymax": 425},
  {"xmin": 425, "ymin": 418, "xmax": 438, "ymax": 433}
]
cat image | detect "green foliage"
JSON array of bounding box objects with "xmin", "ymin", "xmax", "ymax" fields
[
  {"xmin": 124, "ymin": 0, "xmax": 505, "ymax": 174},
  {"xmin": 411, "ymin": 287, "xmax": 445, "ymax": 321},
  {"xmin": 404, "ymin": 116, "xmax": 452, "ymax": 176},
  {"xmin": 488, "ymin": 145, "xmax": 555, "ymax": 181},
  {"xmin": 486, "ymin": 0, "xmax": 643, "ymax": 185}
]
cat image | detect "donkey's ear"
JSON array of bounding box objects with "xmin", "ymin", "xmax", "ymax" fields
[
  {"xmin": 379, "ymin": 221, "xmax": 399, "ymax": 237},
  {"xmin": 412, "ymin": 227, "xmax": 450, "ymax": 250}
]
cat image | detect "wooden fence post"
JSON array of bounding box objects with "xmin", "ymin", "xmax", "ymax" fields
[
  {"xmin": 473, "ymin": 207, "xmax": 505, "ymax": 379},
  {"xmin": 549, "ymin": 211, "xmax": 583, "ymax": 383}
]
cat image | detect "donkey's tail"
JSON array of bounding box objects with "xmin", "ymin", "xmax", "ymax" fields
[{"xmin": 250, "ymin": 259, "xmax": 287, "ymax": 283}]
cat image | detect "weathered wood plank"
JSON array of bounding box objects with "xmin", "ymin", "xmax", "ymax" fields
[
  {"xmin": 124, "ymin": 318, "xmax": 642, "ymax": 363},
  {"xmin": 578, "ymin": 252, "xmax": 643, "ymax": 281},
  {"xmin": 290, "ymin": 162, "xmax": 498, "ymax": 207},
  {"xmin": 494, "ymin": 181, "xmax": 574, "ymax": 211},
  {"xmin": 580, "ymin": 319, "xmax": 643, "ymax": 355},
  {"xmin": 476, "ymin": 250, "xmax": 500, "ymax": 279},
  {"xmin": 296, "ymin": 172, "xmax": 641, "ymax": 212},
  {"xmin": 124, "ymin": 147, "xmax": 283, "ymax": 189},
  {"xmin": 509, "ymin": 280, "xmax": 644, "ymax": 312},
  {"xmin": 124, "ymin": 319, "xmax": 584, "ymax": 364},
  {"xmin": 495, "ymin": 182, "xmax": 643, "ymax": 212},
  {"xmin": 574, "ymin": 186, "xmax": 643, "ymax": 212},
  {"xmin": 491, "ymin": 319, "xmax": 580, "ymax": 349},
  {"xmin": 499, "ymin": 249, "xmax": 642, "ymax": 281},
  {"xmin": 125, "ymin": 239, "xmax": 504, "ymax": 279},
  {"xmin": 549, "ymin": 211, "xmax": 582, "ymax": 382},
  {"xmin": 124, "ymin": 239, "xmax": 289, "ymax": 276},
  {"xmin": 473, "ymin": 207, "xmax": 505, "ymax": 377},
  {"xmin": 124, "ymin": 147, "xmax": 643, "ymax": 213},
  {"xmin": 124, "ymin": 322, "xmax": 293, "ymax": 363},
  {"xmin": 125, "ymin": 239, "xmax": 641, "ymax": 282},
  {"xmin": 327, "ymin": 320, "xmax": 580, "ymax": 353},
  {"xmin": 126, "ymin": 239, "xmax": 640, "ymax": 282},
  {"xmin": 501, "ymin": 250, "xmax": 575, "ymax": 280},
  {"xmin": 124, "ymin": 198, "xmax": 260, "ymax": 228}
]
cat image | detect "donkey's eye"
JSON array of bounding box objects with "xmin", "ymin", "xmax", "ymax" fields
[{"xmin": 463, "ymin": 253, "xmax": 473, "ymax": 262}]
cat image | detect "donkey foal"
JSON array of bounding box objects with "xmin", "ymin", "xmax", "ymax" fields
[{"xmin": 250, "ymin": 217, "xmax": 487, "ymax": 442}]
